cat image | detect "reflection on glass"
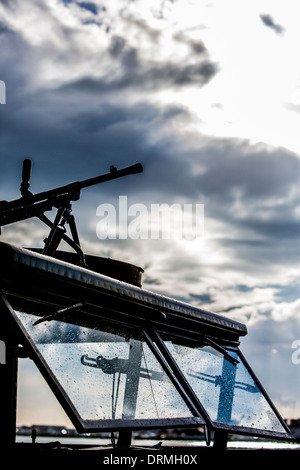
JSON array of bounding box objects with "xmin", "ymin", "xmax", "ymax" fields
[
  {"xmin": 165, "ymin": 342, "xmax": 287, "ymax": 433},
  {"xmin": 16, "ymin": 312, "xmax": 193, "ymax": 422}
]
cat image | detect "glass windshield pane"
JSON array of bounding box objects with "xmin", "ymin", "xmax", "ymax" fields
[
  {"xmin": 16, "ymin": 312, "xmax": 194, "ymax": 423},
  {"xmin": 165, "ymin": 341, "xmax": 287, "ymax": 434}
]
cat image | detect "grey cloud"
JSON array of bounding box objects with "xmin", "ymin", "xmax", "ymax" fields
[
  {"xmin": 242, "ymin": 316, "xmax": 300, "ymax": 404},
  {"xmin": 0, "ymin": 1, "xmax": 218, "ymax": 103},
  {"xmin": 236, "ymin": 284, "xmax": 254, "ymax": 293},
  {"xmin": 0, "ymin": 0, "xmax": 17, "ymax": 7},
  {"xmin": 136, "ymin": 139, "xmax": 300, "ymax": 280},
  {"xmin": 0, "ymin": 2, "xmax": 298, "ymax": 285},
  {"xmin": 3, "ymin": 78, "xmax": 300, "ymax": 258},
  {"xmin": 61, "ymin": 57, "xmax": 218, "ymax": 94},
  {"xmin": 274, "ymin": 283, "xmax": 300, "ymax": 303},
  {"xmin": 260, "ymin": 14, "xmax": 285, "ymax": 35},
  {"xmin": 219, "ymin": 235, "xmax": 300, "ymax": 276},
  {"xmin": 108, "ymin": 35, "xmax": 126, "ymax": 57},
  {"xmin": 189, "ymin": 142, "xmax": 300, "ymax": 247},
  {"xmin": 120, "ymin": 13, "xmax": 161, "ymax": 42},
  {"xmin": 61, "ymin": 24, "xmax": 218, "ymax": 94},
  {"xmin": 239, "ymin": 218, "xmax": 300, "ymax": 240},
  {"xmin": 68, "ymin": 101, "xmax": 187, "ymax": 134},
  {"xmin": 0, "ymin": 72, "xmax": 193, "ymax": 200},
  {"xmin": 173, "ymin": 32, "xmax": 207, "ymax": 55},
  {"xmin": 190, "ymin": 293, "xmax": 213, "ymax": 304},
  {"xmin": 137, "ymin": 138, "xmax": 300, "ymax": 207},
  {"xmin": 194, "ymin": 141, "xmax": 300, "ymax": 200},
  {"xmin": 0, "ymin": 21, "xmax": 10, "ymax": 34}
]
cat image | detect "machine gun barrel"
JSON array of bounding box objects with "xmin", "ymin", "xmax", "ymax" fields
[
  {"xmin": 0, "ymin": 162, "xmax": 143, "ymax": 227},
  {"xmin": 0, "ymin": 159, "xmax": 143, "ymax": 263},
  {"xmin": 2, "ymin": 162, "xmax": 143, "ymax": 211}
]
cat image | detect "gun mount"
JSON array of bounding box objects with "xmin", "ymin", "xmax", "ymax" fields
[{"xmin": 0, "ymin": 159, "xmax": 143, "ymax": 267}]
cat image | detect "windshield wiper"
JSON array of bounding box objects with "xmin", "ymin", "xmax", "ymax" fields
[
  {"xmin": 32, "ymin": 302, "xmax": 84, "ymax": 326},
  {"xmin": 204, "ymin": 337, "xmax": 239, "ymax": 366}
]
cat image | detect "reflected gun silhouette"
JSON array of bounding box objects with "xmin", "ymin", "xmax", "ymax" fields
[
  {"xmin": 81, "ymin": 354, "xmax": 163, "ymax": 381},
  {"xmin": 187, "ymin": 369, "xmax": 259, "ymax": 393}
]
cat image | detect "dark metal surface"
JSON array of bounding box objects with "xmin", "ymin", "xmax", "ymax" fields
[
  {"xmin": 0, "ymin": 242, "xmax": 247, "ymax": 344},
  {"xmin": 28, "ymin": 248, "xmax": 144, "ymax": 287}
]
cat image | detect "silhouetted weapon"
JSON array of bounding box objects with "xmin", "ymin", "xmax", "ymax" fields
[
  {"xmin": 0, "ymin": 159, "xmax": 143, "ymax": 266},
  {"xmin": 81, "ymin": 354, "xmax": 163, "ymax": 380}
]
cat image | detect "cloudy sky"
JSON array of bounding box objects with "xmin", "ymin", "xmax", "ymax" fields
[{"xmin": 1, "ymin": 0, "xmax": 300, "ymax": 427}]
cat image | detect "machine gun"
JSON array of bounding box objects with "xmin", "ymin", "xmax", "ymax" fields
[{"xmin": 0, "ymin": 159, "xmax": 143, "ymax": 266}]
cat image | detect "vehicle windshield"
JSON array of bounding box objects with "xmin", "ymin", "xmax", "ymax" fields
[
  {"xmin": 12, "ymin": 308, "xmax": 289, "ymax": 438},
  {"xmin": 16, "ymin": 311, "xmax": 195, "ymax": 424},
  {"xmin": 164, "ymin": 339, "xmax": 286, "ymax": 433}
]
